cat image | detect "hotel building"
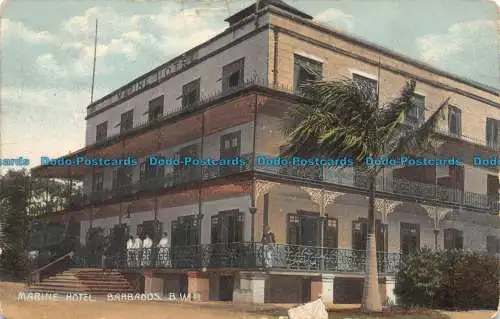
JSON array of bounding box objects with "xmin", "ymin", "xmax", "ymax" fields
[{"xmin": 30, "ymin": 0, "xmax": 500, "ymax": 304}]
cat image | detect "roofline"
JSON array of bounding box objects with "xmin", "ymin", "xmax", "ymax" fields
[
  {"xmin": 266, "ymin": 6, "xmax": 499, "ymax": 96},
  {"xmin": 87, "ymin": 9, "xmax": 268, "ymax": 110},
  {"xmin": 86, "ymin": 4, "xmax": 498, "ymax": 112}
]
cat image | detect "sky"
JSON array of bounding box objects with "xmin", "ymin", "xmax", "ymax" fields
[{"xmin": 0, "ymin": 0, "xmax": 498, "ymax": 174}]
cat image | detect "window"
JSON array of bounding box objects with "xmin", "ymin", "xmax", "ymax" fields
[
  {"xmin": 400, "ymin": 222, "xmax": 420, "ymax": 255},
  {"xmin": 294, "ymin": 54, "xmax": 323, "ymax": 93},
  {"xmin": 174, "ymin": 144, "xmax": 199, "ymax": 183},
  {"xmin": 182, "ymin": 78, "xmax": 200, "ymax": 109},
  {"xmin": 120, "ymin": 110, "xmax": 134, "ymax": 133},
  {"xmin": 137, "ymin": 220, "xmax": 162, "ymax": 242},
  {"xmin": 352, "ymin": 218, "xmax": 384, "ymax": 251},
  {"xmin": 210, "ymin": 210, "xmax": 244, "ymax": 244},
  {"xmin": 140, "ymin": 156, "xmax": 165, "ymax": 181},
  {"xmin": 112, "ymin": 167, "xmax": 133, "ymax": 189},
  {"xmin": 405, "ymin": 94, "xmax": 425, "ymax": 125},
  {"xmin": 171, "ymin": 215, "xmax": 199, "ymax": 246},
  {"xmin": 487, "ymin": 174, "xmax": 499, "ymax": 204},
  {"xmin": 486, "ymin": 118, "xmax": 499, "ymax": 149},
  {"xmin": 287, "ymin": 211, "xmax": 319, "ymax": 246},
  {"xmin": 92, "ymin": 172, "xmax": 104, "ymax": 192},
  {"xmin": 487, "ymin": 236, "xmax": 500, "ymax": 254},
  {"xmin": 220, "ymin": 131, "xmax": 241, "ymax": 176},
  {"xmin": 448, "ymin": 106, "xmax": 462, "ymax": 136},
  {"xmin": 353, "ymin": 73, "xmax": 378, "ymax": 99},
  {"xmin": 148, "ymin": 96, "xmax": 164, "ymax": 122},
  {"xmin": 222, "ymin": 58, "xmax": 244, "ymax": 91},
  {"xmin": 444, "ymin": 228, "xmax": 463, "ymax": 250},
  {"xmin": 96, "ymin": 122, "xmax": 108, "ymax": 142}
]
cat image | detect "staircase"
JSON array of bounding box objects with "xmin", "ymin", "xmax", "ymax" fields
[{"xmin": 28, "ymin": 268, "xmax": 134, "ymax": 294}]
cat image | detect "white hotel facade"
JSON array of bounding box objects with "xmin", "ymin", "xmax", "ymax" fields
[{"xmin": 31, "ymin": 0, "xmax": 500, "ymax": 304}]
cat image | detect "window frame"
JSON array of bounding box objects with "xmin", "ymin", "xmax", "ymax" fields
[
  {"xmin": 222, "ymin": 58, "xmax": 245, "ymax": 92},
  {"xmin": 448, "ymin": 105, "xmax": 462, "ymax": 136},
  {"xmin": 182, "ymin": 78, "xmax": 201, "ymax": 109},
  {"xmin": 96, "ymin": 121, "xmax": 108, "ymax": 142},
  {"xmin": 148, "ymin": 95, "xmax": 164, "ymax": 122},
  {"xmin": 120, "ymin": 109, "xmax": 134, "ymax": 133},
  {"xmin": 293, "ymin": 54, "xmax": 323, "ymax": 93}
]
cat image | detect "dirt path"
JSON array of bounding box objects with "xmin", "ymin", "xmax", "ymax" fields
[
  {"xmin": 0, "ymin": 283, "xmax": 275, "ymax": 319},
  {"xmin": 0, "ymin": 282, "xmax": 496, "ymax": 319}
]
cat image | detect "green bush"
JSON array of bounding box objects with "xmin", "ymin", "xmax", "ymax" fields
[{"xmin": 395, "ymin": 248, "xmax": 499, "ymax": 310}]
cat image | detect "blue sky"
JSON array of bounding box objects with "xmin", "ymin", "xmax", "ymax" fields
[{"xmin": 0, "ymin": 0, "xmax": 498, "ymax": 173}]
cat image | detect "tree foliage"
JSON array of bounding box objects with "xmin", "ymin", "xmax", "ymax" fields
[
  {"xmin": 283, "ymin": 77, "xmax": 449, "ymax": 311},
  {"xmin": 396, "ymin": 248, "xmax": 499, "ymax": 310},
  {"xmin": 0, "ymin": 169, "xmax": 79, "ymax": 279}
]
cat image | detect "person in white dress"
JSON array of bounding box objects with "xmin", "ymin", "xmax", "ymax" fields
[
  {"xmin": 157, "ymin": 232, "xmax": 171, "ymax": 267},
  {"xmin": 132, "ymin": 234, "xmax": 142, "ymax": 268},
  {"xmin": 261, "ymin": 225, "xmax": 276, "ymax": 269},
  {"xmin": 142, "ymin": 234, "xmax": 153, "ymax": 267},
  {"xmin": 126, "ymin": 236, "xmax": 134, "ymax": 268}
]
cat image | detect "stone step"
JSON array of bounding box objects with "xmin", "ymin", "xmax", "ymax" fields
[
  {"xmin": 28, "ymin": 287, "xmax": 134, "ymax": 294},
  {"xmin": 33, "ymin": 268, "xmax": 134, "ymax": 295},
  {"xmin": 38, "ymin": 281, "xmax": 132, "ymax": 288}
]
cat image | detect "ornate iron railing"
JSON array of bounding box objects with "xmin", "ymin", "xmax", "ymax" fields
[
  {"xmin": 29, "ymin": 154, "xmax": 253, "ymax": 215},
  {"xmin": 28, "ymin": 150, "xmax": 498, "ymax": 217},
  {"xmin": 70, "ymin": 243, "xmax": 402, "ymax": 275},
  {"xmin": 255, "ymin": 162, "xmax": 499, "ymax": 212},
  {"xmin": 86, "ymin": 76, "xmax": 500, "ymax": 152}
]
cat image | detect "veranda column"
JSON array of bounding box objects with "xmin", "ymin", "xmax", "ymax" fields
[
  {"xmin": 421, "ymin": 205, "xmax": 455, "ymax": 250},
  {"xmin": 254, "ymin": 180, "xmax": 279, "ymax": 234},
  {"xmin": 374, "ymin": 198, "xmax": 401, "ymax": 305}
]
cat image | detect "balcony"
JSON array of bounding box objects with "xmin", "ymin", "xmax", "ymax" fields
[
  {"xmin": 71, "ymin": 243, "xmax": 402, "ymax": 275},
  {"xmin": 256, "ymin": 164, "xmax": 499, "ymax": 213},
  {"xmin": 29, "ymin": 152, "xmax": 498, "ymax": 217},
  {"xmin": 84, "ymin": 77, "xmax": 500, "ymax": 154}
]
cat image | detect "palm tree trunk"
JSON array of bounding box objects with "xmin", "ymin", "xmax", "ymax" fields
[{"xmin": 361, "ymin": 174, "xmax": 382, "ymax": 312}]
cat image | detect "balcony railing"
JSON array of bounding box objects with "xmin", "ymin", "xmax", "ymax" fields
[
  {"xmin": 71, "ymin": 243, "xmax": 402, "ymax": 275},
  {"xmin": 257, "ymin": 163, "xmax": 499, "ymax": 212},
  {"xmin": 87, "ymin": 76, "xmax": 500, "ymax": 153},
  {"xmin": 28, "ymin": 152, "xmax": 499, "ymax": 216},
  {"xmin": 28, "ymin": 154, "xmax": 253, "ymax": 216}
]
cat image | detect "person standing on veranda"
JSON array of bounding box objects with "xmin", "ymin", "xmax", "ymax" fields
[
  {"xmin": 132, "ymin": 234, "xmax": 142, "ymax": 268},
  {"xmin": 126, "ymin": 236, "xmax": 134, "ymax": 268},
  {"xmin": 157, "ymin": 232, "xmax": 171, "ymax": 267},
  {"xmin": 261, "ymin": 226, "xmax": 276, "ymax": 269},
  {"xmin": 142, "ymin": 234, "xmax": 153, "ymax": 267}
]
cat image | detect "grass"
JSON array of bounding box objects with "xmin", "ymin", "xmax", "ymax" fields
[{"xmin": 326, "ymin": 308, "xmax": 449, "ymax": 319}]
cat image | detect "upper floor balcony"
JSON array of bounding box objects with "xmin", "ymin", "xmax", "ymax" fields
[
  {"xmin": 81, "ymin": 77, "xmax": 500, "ymax": 155},
  {"xmin": 29, "ymin": 152, "xmax": 499, "ymax": 218}
]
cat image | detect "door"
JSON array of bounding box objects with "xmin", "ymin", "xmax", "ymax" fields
[
  {"xmin": 300, "ymin": 215, "xmax": 318, "ymax": 246},
  {"xmin": 219, "ymin": 276, "xmax": 234, "ymax": 301},
  {"xmin": 210, "ymin": 210, "xmax": 244, "ymax": 267},
  {"xmin": 324, "ymin": 218, "xmax": 338, "ymax": 270},
  {"xmin": 352, "ymin": 219, "xmax": 384, "ymax": 272},
  {"xmin": 400, "ymin": 223, "xmax": 420, "ymax": 255},
  {"xmin": 220, "ymin": 131, "xmax": 241, "ymax": 176}
]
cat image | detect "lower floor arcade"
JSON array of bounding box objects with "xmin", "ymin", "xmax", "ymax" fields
[{"xmin": 139, "ymin": 270, "xmax": 397, "ymax": 305}]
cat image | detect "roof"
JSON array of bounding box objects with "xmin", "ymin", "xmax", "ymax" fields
[{"xmin": 224, "ymin": 0, "xmax": 313, "ymax": 25}]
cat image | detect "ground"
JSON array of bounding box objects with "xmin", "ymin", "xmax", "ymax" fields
[{"xmin": 0, "ymin": 282, "xmax": 495, "ymax": 319}]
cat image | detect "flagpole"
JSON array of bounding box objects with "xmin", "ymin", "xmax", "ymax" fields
[{"xmin": 90, "ymin": 19, "xmax": 98, "ymax": 104}]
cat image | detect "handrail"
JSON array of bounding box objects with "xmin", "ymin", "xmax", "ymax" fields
[{"xmin": 30, "ymin": 251, "xmax": 74, "ymax": 283}]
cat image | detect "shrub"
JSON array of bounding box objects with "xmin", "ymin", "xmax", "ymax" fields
[{"xmin": 395, "ymin": 248, "xmax": 499, "ymax": 310}]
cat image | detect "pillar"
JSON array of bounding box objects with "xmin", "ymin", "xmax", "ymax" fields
[
  {"xmin": 385, "ymin": 276, "xmax": 397, "ymax": 305},
  {"xmin": 249, "ymin": 275, "xmax": 266, "ymax": 303},
  {"xmin": 144, "ymin": 270, "xmax": 164, "ymax": 296},
  {"xmin": 310, "ymin": 274, "xmax": 334, "ymax": 303},
  {"xmin": 187, "ymin": 271, "xmax": 210, "ymax": 301},
  {"xmin": 236, "ymin": 272, "xmax": 266, "ymax": 303}
]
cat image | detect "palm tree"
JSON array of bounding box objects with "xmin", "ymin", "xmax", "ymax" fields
[{"xmin": 283, "ymin": 77, "xmax": 449, "ymax": 312}]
